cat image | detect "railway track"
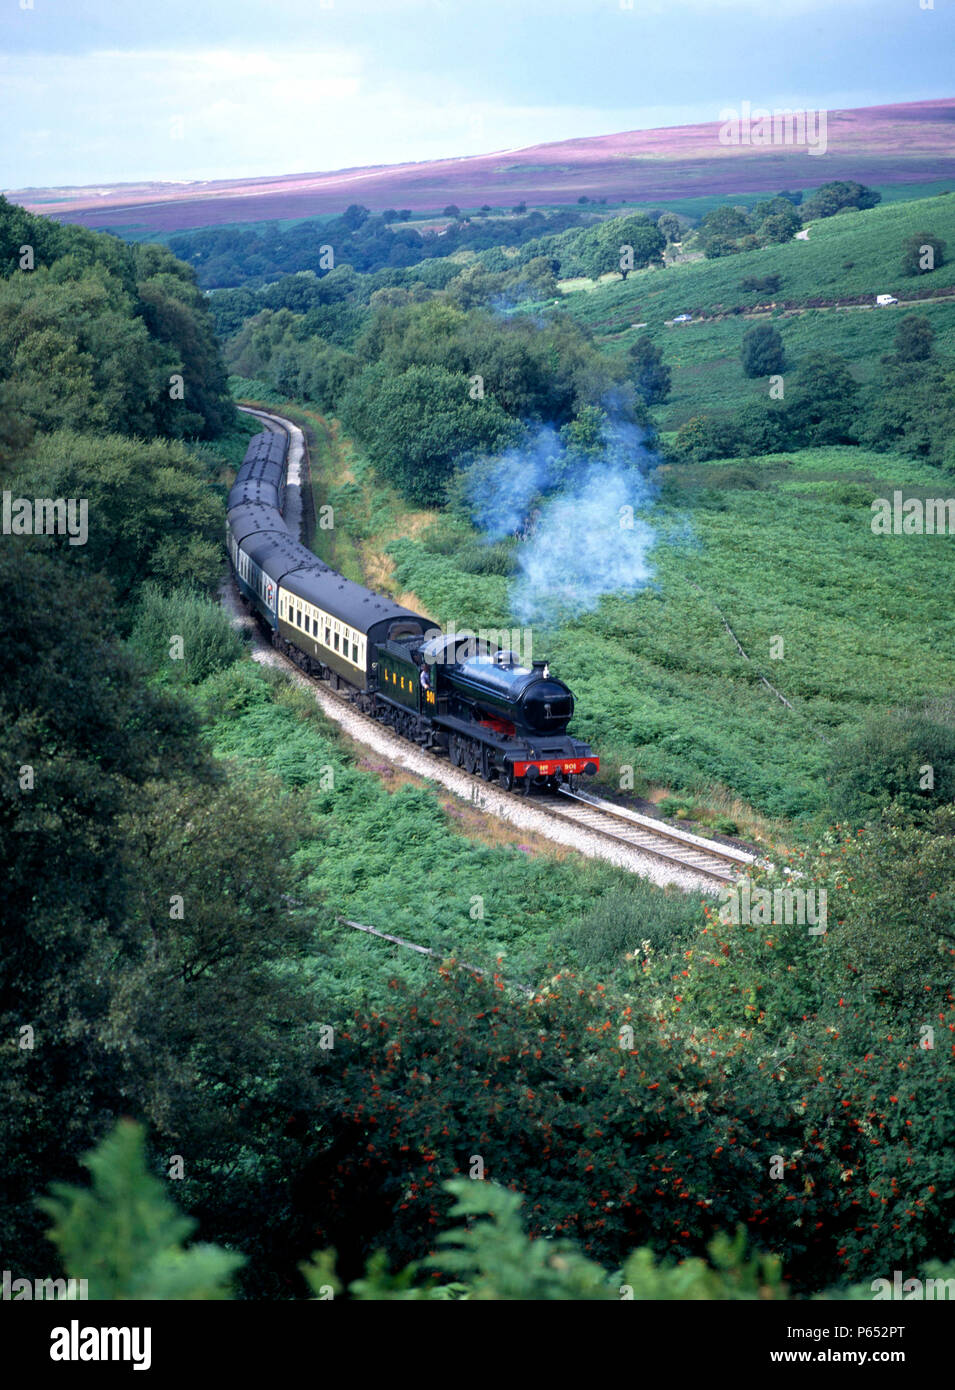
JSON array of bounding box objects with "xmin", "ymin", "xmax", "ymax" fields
[
  {"xmin": 547, "ymin": 786, "xmax": 755, "ymax": 884},
  {"xmin": 232, "ymin": 404, "xmax": 758, "ymax": 892}
]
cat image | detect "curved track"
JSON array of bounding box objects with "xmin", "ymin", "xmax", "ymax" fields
[{"xmin": 231, "ymin": 405, "xmax": 757, "ymax": 893}]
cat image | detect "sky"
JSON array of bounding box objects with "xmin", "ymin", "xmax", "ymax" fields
[{"xmin": 1, "ymin": 0, "xmax": 952, "ymax": 189}]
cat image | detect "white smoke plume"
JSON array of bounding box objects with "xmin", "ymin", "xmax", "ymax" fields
[{"xmin": 462, "ymin": 418, "xmax": 659, "ymax": 625}]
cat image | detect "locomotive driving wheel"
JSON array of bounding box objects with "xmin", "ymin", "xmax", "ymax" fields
[
  {"xmin": 448, "ymin": 735, "xmax": 463, "ymax": 767},
  {"xmin": 464, "ymin": 742, "xmax": 479, "ymax": 775},
  {"xmin": 498, "ymin": 767, "xmax": 514, "ymax": 792}
]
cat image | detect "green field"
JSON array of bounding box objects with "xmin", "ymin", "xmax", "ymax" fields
[
  {"xmin": 498, "ymin": 193, "xmax": 955, "ymax": 428},
  {"xmin": 646, "ymin": 297, "xmax": 955, "ymax": 428}
]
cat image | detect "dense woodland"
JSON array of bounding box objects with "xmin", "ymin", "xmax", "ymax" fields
[{"xmin": 2, "ymin": 188, "xmax": 954, "ymax": 1299}]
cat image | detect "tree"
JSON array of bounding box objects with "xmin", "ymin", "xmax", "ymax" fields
[
  {"xmin": 760, "ymin": 211, "xmax": 801, "ymax": 244},
  {"xmin": 894, "ymin": 314, "xmax": 935, "ymax": 361},
  {"xmin": 786, "ymin": 351, "xmax": 859, "ymax": 444},
  {"xmin": 627, "ymin": 335, "xmax": 671, "ymax": 404},
  {"xmin": 671, "ymin": 414, "xmax": 742, "ymax": 462},
  {"xmin": 344, "ymin": 362, "xmax": 519, "ymax": 504},
  {"xmin": 752, "ymin": 196, "xmax": 802, "ymax": 234},
  {"xmin": 63, "ymin": 1120, "xmax": 951, "ymax": 1300},
  {"xmin": 583, "ymin": 215, "xmax": 665, "ymax": 281},
  {"xmin": 341, "ymin": 204, "xmax": 371, "ymax": 230},
  {"xmin": 442, "ymin": 204, "xmax": 461, "ymax": 218},
  {"xmin": 657, "ymin": 213, "xmax": 682, "ymax": 244},
  {"xmin": 828, "ymin": 699, "xmax": 955, "ymax": 828},
  {"xmin": 735, "ymin": 398, "xmax": 791, "ymax": 453},
  {"xmin": 741, "ymin": 323, "xmax": 785, "ymax": 378},
  {"xmin": 9, "ymin": 429, "xmax": 224, "ymax": 600},
  {"xmin": 0, "ymin": 552, "xmax": 322, "ymax": 1277},
  {"xmin": 801, "ymin": 181, "xmax": 881, "ymax": 219},
  {"xmin": 698, "ymin": 205, "xmax": 754, "ymax": 258},
  {"xmin": 901, "ymin": 231, "xmax": 947, "ymax": 276},
  {"xmin": 516, "ymin": 255, "xmax": 559, "ymax": 301},
  {"xmin": 859, "ymin": 354, "xmax": 955, "ymax": 466}
]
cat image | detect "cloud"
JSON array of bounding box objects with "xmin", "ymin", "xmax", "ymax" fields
[{"xmin": 1, "ymin": 44, "xmax": 697, "ymax": 186}]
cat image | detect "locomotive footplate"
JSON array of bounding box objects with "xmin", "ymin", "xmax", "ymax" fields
[
  {"xmin": 434, "ymin": 714, "xmax": 598, "ymax": 779},
  {"xmin": 511, "ymin": 754, "xmax": 599, "ymax": 779}
]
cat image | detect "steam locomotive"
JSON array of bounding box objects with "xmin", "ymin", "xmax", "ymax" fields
[{"xmin": 227, "ymin": 424, "xmax": 599, "ymax": 792}]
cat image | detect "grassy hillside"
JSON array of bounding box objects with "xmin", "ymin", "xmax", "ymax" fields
[
  {"xmin": 651, "ymin": 298, "xmax": 955, "ymax": 430},
  {"xmin": 562, "ymin": 192, "xmax": 955, "ymax": 325},
  {"xmin": 556, "ymin": 192, "xmax": 955, "ymax": 426}
]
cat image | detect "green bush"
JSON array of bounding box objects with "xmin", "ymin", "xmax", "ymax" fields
[
  {"xmin": 129, "ymin": 584, "xmax": 245, "ymax": 686},
  {"xmin": 552, "ymin": 882, "xmax": 701, "ymax": 971},
  {"xmin": 741, "ymin": 323, "xmax": 785, "ymax": 378},
  {"xmin": 455, "ymin": 539, "xmax": 519, "ymax": 576},
  {"xmin": 710, "ymin": 817, "xmax": 740, "ymax": 836},
  {"xmin": 40, "ymin": 1121, "xmax": 244, "ymax": 1300},
  {"xmin": 828, "ymin": 699, "xmax": 955, "ymax": 825}
]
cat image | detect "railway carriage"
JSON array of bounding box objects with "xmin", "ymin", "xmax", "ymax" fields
[{"xmin": 275, "ymin": 566, "xmax": 430, "ymax": 691}]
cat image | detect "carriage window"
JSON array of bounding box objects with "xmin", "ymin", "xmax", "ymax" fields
[
  {"xmin": 333, "ymin": 633, "xmax": 339, "ymax": 651},
  {"xmin": 325, "ymin": 627, "xmax": 330, "ymax": 645},
  {"xmin": 351, "ymin": 643, "xmax": 358, "ymax": 662}
]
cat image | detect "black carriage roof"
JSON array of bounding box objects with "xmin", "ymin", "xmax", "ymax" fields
[
  {"xmin": 241, "ymin": 529, "xmax": 331, "ymax": 582},
  {"xmin": 227, "ymin": 501, "xmax": 286, "ymax": 544},
  {"xmin": 282, "ymin": 565, "xmax": 430, "ymax": 635},
  {"xmin": 243, "ymin": 430, "xmax": 286, "ymax": 460},
  {"xmin": 228, "ymin": 476, "xmax": 282, "ymax": 510},
  {"xmin": 234, "ymin": 456, "xmax": 285, "ymax": 487}
]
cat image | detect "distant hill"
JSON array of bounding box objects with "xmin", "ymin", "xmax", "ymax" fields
[{"xmin": 10, "ymin": 98, "xmax": 955, "ymax": 235}]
